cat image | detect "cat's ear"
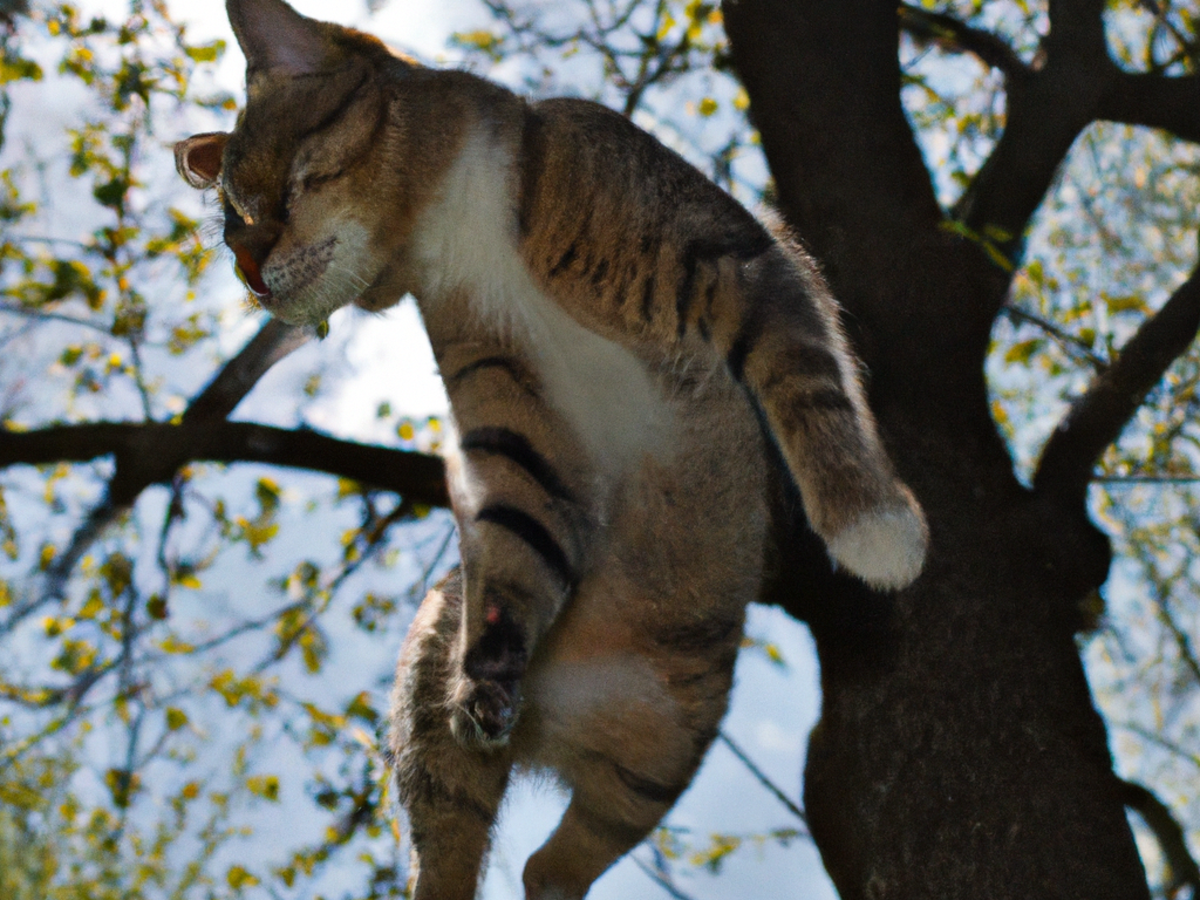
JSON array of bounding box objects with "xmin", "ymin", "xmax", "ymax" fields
[
  {"xmin": 225, "ymin": 0, "xmax": 328, "ymax": 76},
  {"xmin": 174, "ymin": 132, "xmax": 229, "ymax": 189}
]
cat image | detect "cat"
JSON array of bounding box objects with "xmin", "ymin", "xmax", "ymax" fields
[{"xmin": 175, "ymin": 1, "xmax": 928, "ymax": 897}]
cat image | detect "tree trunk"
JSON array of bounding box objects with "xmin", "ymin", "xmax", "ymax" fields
[{"xmin": 723, "ymin": 0, "xmax": 1152, "ymax": 896}]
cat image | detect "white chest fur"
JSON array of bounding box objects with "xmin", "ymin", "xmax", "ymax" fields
[{"xmin": 413, "ymin": 130, "xmax": 674, "ymax": 476}]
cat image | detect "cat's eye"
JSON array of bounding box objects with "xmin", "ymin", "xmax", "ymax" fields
[
  {"xmin": 225, "ymin": 191, "xmax": 254, "ymax": 226},
  {"xmin": 299, "ymin": 168, "xmax": 344, "ymax": 193}
]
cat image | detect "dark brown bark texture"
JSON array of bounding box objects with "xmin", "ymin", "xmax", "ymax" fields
[{"xmin": 725, "ymin": 0, "xmax": 1200, "ymax": 897}]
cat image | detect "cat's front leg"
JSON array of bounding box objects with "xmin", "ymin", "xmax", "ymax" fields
[{"xmin": 437, "ymin": 343, "xmax": 595, "ymax": 747}]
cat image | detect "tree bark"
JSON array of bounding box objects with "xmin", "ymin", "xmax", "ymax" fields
[{"xmin": 724, "ymin": 0, "xmax": 1158, "ymax": 896}]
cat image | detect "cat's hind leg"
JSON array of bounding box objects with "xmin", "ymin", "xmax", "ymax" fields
[
  {"xmin": 519, "ymin": 648, "xmax": 735, "ymax": 900},
  {"xmin": 522, "ymin": 782, "xmax": 677, "ymax": 900},
  {"xmin": 390, "ymin": 570, "xmax": 514, "ymax": 900}
]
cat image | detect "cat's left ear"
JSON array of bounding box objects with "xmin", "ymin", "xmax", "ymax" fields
[
  {"xmin": 225, "ymin": 0, "xmax": 328, "ymax": 76},
  {"xmin": 174, "ymin": 132, "xmax": 229, "ymax": 189}
]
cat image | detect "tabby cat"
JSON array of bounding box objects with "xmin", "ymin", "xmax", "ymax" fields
[{"xmin": 175, "ymin": 1, "xmax": 928, "ymax": 897}]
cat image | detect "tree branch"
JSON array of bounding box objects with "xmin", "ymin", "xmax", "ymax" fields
[
  {"xmin": 1047, "ymin": 0, "xmax": 1110, "ymax": 55},
  {"xmin": 1033, "ymin": 252, "xmax": 1200, "ymax": 499},
  {"xmin": 898, "ymin": 4, "xmax": 1029, "ymax": 77},
  {"xmin": 1, "ymin": 315, "xmax": 440, "ymax": 620},
  {"xmin": 4, "ymin": 319, "xmax": 317, "ymax": 615},
  {"xmin": 720, "ymin": 0, "xmax": 944, "ymax": 258},
  {"xmin": 1098, "ymin": 71, "xmax": 1200, "ymax": 144},
  {"xmin": 0, "ymin": 420, "xmax": 448, "ymax": 507},
  {"xmin": 953, "ymin": 0, "xmax": 1200, "ymax": 262},
  {"xmin": 952, "ymin": 0, "xmax": 1110, "ymax": 253},
  {"xmin": 1121, "ymin": 779, "xmax": 1200, "ymax": 896},
  {"xmin": 182, "ymin": 319, "xmax": 310, "ymax": 423}
]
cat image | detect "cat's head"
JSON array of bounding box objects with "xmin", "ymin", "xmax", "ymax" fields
[{"xmin": 175, "ymin": 0, "xmax": 431, "ymax": 327}]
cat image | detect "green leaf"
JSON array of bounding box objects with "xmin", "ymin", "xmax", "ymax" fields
[
  {"xmin": 104, "ymin": 768, "xmax": 140, "ymax": 808},
  {"xmin": 0, "ymin": 55, "xmax": 43, "ymax": 84},
  {"xmin": 92, "ymin": 176, "xmax": 129, "ymax": 210},
  {"xmin": 165, "ymin": 707, "xmax": 189, "ymax": 731},
  {"xmin": 1004, "ymin": 339, "xmax": 1042, "ymax": 365},
  {"xmin": 145, "ymin": 594, "xmax": 168, "ymax": 620}
]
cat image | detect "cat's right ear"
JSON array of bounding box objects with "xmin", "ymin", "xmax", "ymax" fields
[
  {"xmin": 174, "ymin": 132, "xmax": 229, "ymax": 190},
  {"xmin": 225, "ymin": 0, "xmax": 328, "ymax": 76}
]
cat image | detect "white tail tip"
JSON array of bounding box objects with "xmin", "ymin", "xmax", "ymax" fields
[{"xmin": 826, "ymin": 504, "xmax": 928, "ymax": 590}]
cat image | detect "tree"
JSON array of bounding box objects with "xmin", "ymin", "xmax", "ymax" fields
[
  {"xmin": 718, "ymin": 2, "xmax": 1199, "ymax": 896},
  {"xmin": 0, "ymin": 0, "xmax": 1198, "ymax": 898}
]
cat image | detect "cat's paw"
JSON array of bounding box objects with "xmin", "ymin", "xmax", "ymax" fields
[
  {"xmin": 449, "ymin": 608, "xmax": 528, "ymax": 748},
  {"xmin": 826, "ymin": 498, "xmax": 928, "ymax": 590},
  {"xmin": 450, "ymin": 677, "xmax": 521, "ymax": 747}
]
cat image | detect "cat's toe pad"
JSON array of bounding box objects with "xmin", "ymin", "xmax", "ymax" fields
[{"xmin": 451, "ymin": 678, "xmax": 520, "ymax": 747}]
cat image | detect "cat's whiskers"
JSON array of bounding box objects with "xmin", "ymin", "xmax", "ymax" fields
[{"xmin": 323, "ymin": 260, "xmax": 373, "ymax": 310}]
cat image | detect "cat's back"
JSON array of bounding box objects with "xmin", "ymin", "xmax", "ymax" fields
[{"xmin": 516, "ymin": 96, "xmax": 771, "ymax": 284}]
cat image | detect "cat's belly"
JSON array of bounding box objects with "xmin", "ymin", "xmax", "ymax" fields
[
  {"xmin": 515, "ymin": 388, "xmax": 769, "ymax": 766},
  {"xmin": 517, "ymin": 284, "xmax": 676, "ymax": 479}
]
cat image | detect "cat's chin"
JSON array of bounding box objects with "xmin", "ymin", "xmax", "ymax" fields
[{"xmin": 253, "ymin": 290, "xmax": 349, "ymax": 330}]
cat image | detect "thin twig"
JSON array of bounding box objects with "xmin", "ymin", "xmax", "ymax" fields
[
  {"xmin": 630, "ymin": 852, "xmax": 702, "ymax": 900},
  {"xmin": 1095, "ymin": 474, "xmax": 1200, "ymax": 484},
  {"xmin": 1003, "ymin": 303, "xmax": 1109, "ymax": 370},
  {"xmin": 1034, "ymin": 250, "xmax": 1200, "ymax": 499},
  {"xmin": 717, "ymin": 730, "xmax": 807, "ymax": 824},
  {"xmin": 1116, "ymin": 722, "xmax": 1200, "ymax": 773}
]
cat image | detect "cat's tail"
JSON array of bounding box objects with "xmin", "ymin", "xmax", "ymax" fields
[
  {"xmin": 824, "ymin": 489, "xmax": 927, "ymax": 589},
  {"xmin": 723, "ymin": 247, "xmax": 928, "ymax": 590}
]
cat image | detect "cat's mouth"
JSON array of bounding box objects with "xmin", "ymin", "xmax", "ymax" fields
[
  {"xmin": 232, "ymin": 245, "xmax": 273, "ymax": 300},
  {"xmin": 230, "ymin": 238, "xmax": 341, "ymax": 318}
]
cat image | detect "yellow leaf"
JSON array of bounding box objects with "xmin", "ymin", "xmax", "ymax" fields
[
  {"xmin": 43, "ymin": 615, "xmax": 73, "ymax": 637},
  {"xmin": 350, "ymin": 727, "xmax": 375, "ymax": 750},
  {"xmin": 246, "ymin": 774, "xmax": 280, "ymax": 802},
  {"xmin": 78, "ymin": 592, "xmax": 104, "ymax": 619},
  {"xmin": 454, "ymin": 29, "xmax": 499, "ymax": 51},
  {"xmin": 1104, "ymin": 294, "xmax": 1146, "ymax": 315},
  {"xmin": 159, "ymin": 635, "xmax": 195, "ymax": 654},
  {"xmin": 226, "ymin": 865, "xmax": 260, "ymax": 890},
  {"xmin": 175, "ymin": 571, "xmax": 201, "ymax": 590},
  {"xmin": 0, "ymin": 781, "xmax": 43, "ymax": 809},
  {"xmin": 657, "ymin": 13, "xmax": 676, "ymax": 40}
]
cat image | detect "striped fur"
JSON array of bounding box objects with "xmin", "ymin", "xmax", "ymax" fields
[{"xmin": 176, "ymin": 2, "xmax": 928, "ymax": 898}]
